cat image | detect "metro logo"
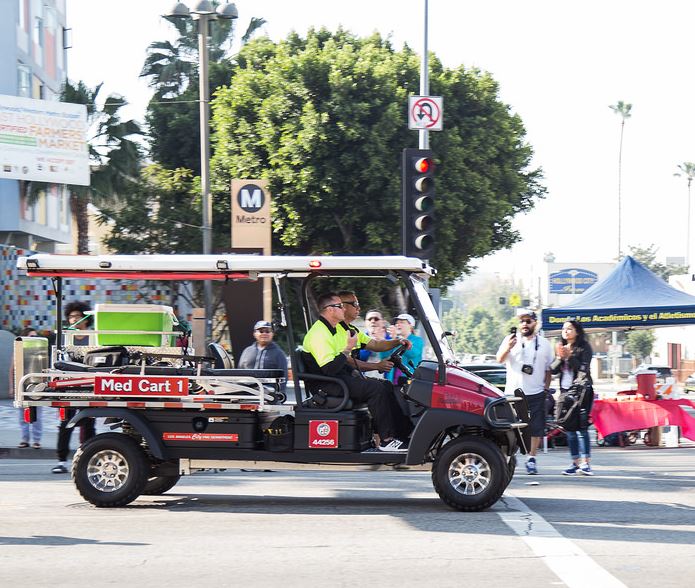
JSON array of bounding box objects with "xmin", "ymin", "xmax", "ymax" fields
[
  {"xmin": 308, "ymin": 420, "xmax": 339, "ymax": 448},
  {"xmin": 94, "ymin": 375, "xmax": 189, "ymax": 396}
]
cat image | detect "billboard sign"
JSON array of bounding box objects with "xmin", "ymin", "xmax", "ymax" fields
[
  {"xmin": 549, "ymin": 267, "xmax": 599, "ymax": 294},
  {"xmin": 0, "ymin": 94, "xmax": 89, "ymax": 186}
]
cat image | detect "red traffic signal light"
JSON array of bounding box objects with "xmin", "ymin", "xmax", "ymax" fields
[{"xmin": 402, "ymin": 148, "xmax": 435, "ymax": 260}]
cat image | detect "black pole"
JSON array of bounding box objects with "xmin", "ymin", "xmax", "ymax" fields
[{"xmin": 54, "ymin": 277, "xmax": 63, "ymax": 357}]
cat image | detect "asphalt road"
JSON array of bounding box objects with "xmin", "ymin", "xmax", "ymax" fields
[{"xmin": 0, "ymin": 445, "xmax": 693, "ymax": 588}]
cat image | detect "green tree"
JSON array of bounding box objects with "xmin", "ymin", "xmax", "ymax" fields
[
  {"xmin": 141, "ymin": 9, "xmax": 266, "ymax": 171},
  {"xmin": 211, "ymin": 29, "xmax": 546, "ymax": 287},
  {"xmin": 60, "ymin": 81, "xmax": 143, "ymax": 254},
  {"xmin": 625, "ymin": 330, "xmax": 655, "ymax": 362},
  {"xmin": 609, "ymin": 100, "xmax": 633, "ymax": 259},
  {"xmin": 98, "ymin": 164, "xmax": 201, "ymax": 254},
  {"xmin": 674, "ymin": 162, "xmax": 695, "ymax": 266},
  {"xmin": 443, "ymin": 306, "xmax": 503, "ymax": 356},
  {"xmin": 626, "ymin": 244, "xmax": 688, "ymax": 281}
]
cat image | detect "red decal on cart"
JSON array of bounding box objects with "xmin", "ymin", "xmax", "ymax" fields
[
  {"xmin": 94, "ymin": 375, "xmax": 189, "ymax": 396},
  {"xmin": 308, "ymin": 420, "xmax": 339, "ymax": 448},
  {"xmin": 162, "ymin": 432, "xmax": 239, "ymax": 442}
]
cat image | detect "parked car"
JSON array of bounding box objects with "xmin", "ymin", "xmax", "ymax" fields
[
  {"xmin": 627, "ymin": 365, "xmax": 673, "ymax": 383},
  {"xmin": 470, "ymin": 354, "xmax": 499, "ymax": 364},
  {"xmin": 460, "ymin": 362, "xmax": 507, "ymax": 390},
  {"xmin": 684, "ymin": 373, "xmax": 695, "ymax": 393}
]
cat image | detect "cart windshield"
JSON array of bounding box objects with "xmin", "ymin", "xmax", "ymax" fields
[{"xmin": 409, "ymin": 275, "xmax": 456, "ymax": 364}]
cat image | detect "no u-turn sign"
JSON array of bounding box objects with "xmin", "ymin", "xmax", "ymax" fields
[{"xmin": 408, "ymin": 95, "xmax": 443, "ymax": 131}]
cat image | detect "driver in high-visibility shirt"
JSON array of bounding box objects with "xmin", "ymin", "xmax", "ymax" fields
[{"xmin": 302, "ymin": 291, "xmax": 413, "ymax": 452}]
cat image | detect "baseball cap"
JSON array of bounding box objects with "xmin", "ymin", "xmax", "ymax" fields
[
  {"xmin": 253, "ymin": 320, "xmax": 273, "ymax": 331},
  {"xmin": 515, "ymin": 308, "xmax": 537, "ymax": 321},
  {"xmin": 395, "ymin": 313, "xmax": 416, "ymax": 326}
]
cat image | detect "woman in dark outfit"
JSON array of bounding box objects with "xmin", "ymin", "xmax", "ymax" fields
[{"xmin": 552, "ymin": 320, "xmax": 595, "ymax": 476}]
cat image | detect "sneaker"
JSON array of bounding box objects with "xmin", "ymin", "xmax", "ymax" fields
[
  {"xmin": 525, "ymin": 459, "xmax": 538, "ymax": 475},
  {"xmin": 32, "ymin": 442, "xmax": 41, "ymax": 449},
  {"xmin": 579, "ymin": 463, "xmax": 594, "ymax": 476},
  {"xmin": 378, "ymin": 438, "xmax": 409, "ymax": 452},
  {"xmin": 17, "ymin": 441, "xmax": 29, "ymax": 448},
  {"xmin": 51, "ymin": 464, "xmax": 68, "ymax": 474},
  {"xmin": 562, "ymin": 464, "xmax": 580, "ymax": 476}
]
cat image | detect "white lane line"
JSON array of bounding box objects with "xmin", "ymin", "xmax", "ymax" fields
[{"xmin": 498, "ymin": 494, "xmax": 627, "ymax": 588}]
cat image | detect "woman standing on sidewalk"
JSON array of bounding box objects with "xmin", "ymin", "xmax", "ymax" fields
[{"xmin": 552, "ymin": 320, "xmax": 595, "ymax": 476}]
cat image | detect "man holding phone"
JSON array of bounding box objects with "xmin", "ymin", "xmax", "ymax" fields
[{"xmin": 496, "ymin": 308, "xmax": 553, "ymax": 475}]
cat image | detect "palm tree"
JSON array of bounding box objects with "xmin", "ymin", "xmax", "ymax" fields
[
  {"xmin": 140, "ymin": 10, "xmax": 266, "ymax": 97},
  {"xmin": 61, "ymin": 81, "xmax": 143, "ymax": 254},
  {"xmin": 674, "ymin": 162, "xmax": 695, "ymax": 267},
  {"xmin": 609, "ymin": 101, "xmax": 632, "ymax": 259}
]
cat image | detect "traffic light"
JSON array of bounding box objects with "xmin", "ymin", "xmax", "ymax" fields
[{"xmin": 402, "ymin": 148, "xmax": 435, "ymax": 259}]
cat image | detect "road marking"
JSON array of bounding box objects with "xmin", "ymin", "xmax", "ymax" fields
[{"xmin": 498, "ymin": 494, "xmax": 627, "ymax": 588}]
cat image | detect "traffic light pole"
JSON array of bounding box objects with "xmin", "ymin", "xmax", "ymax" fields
[{"xmin": 419, "ymin": 0, "xmax": 429, "ymax": 150}]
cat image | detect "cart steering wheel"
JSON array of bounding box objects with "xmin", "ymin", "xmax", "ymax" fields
[{"xmin": 388, "ymin": 344, "xmax": 414, "ymax": 380}]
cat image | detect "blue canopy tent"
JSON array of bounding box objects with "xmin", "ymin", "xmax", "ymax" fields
[{"xmin": 541, "ymin": 256, "xmax": 695, "ymax": 334}]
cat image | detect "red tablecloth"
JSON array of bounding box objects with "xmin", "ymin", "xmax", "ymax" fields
[{"xmin": 591, "ymin": 398, "xmax": 695, "ymax": 440}]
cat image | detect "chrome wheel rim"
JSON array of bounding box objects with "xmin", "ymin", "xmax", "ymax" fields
[
  {"xmin": 447, "ymin": 452, "xmax": 491, "ymax": 496},
  {"xmin": 86, "ymin": 449, "xmax": 129, "ymax": 493}
]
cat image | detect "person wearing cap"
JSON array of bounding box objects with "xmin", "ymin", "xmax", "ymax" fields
[
  {"xmin": 359, "ymin": 309, "xmax": 389, "ymax": 362},
  {"xmin": 238, "ymin": 321, "xmax": 288, "ymax": 391},
  {"xmin": 496, "ymin": 308, "xmax": 553, "ymax": 475},
  {"xmin": 302, "ymin": 291, "xmax": 413, "ymax": 452},
  {"xmin": 383, "ymin": 313, "xmax": 424, "ymax": 384}
]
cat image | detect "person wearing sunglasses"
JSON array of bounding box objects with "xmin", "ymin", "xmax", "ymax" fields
[
  {"xmin": 238, "ymin": 320, "xmax": 288, "ymax": 392},
  {"xmin": 302, "ymin": 292, "xmax": 413, "ymax": 452},
  {"xmin": 496, "ymin": 308, "xmax": 553, "ymax": 475}
]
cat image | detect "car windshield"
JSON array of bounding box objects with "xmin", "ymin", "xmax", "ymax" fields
[{"xmin": 410, "ymin": 275, "xmax": 456, "ymax": 364}]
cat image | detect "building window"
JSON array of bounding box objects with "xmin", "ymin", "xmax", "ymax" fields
[
  {"xmin": 33, "ymin": 16, "xmax": 43, "ymax": 48},
  {"xmin": 17, "ymin": 64, "xmax": 31, "ymax": 97}
]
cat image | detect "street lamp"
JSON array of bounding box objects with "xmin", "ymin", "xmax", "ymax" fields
[{"xmin": 167, "ymin": 1, "xmax": 238, "ymax": 345}]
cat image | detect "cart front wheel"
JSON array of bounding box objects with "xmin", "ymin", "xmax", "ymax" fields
[{"xmin": 432, "ymin": 436, "xmax": 507, "ymax": 512}]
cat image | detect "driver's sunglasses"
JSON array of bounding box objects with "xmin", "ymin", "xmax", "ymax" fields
[
  {"xmin": 255, "ymin": 328, "xmax": 272, "ymax": 334},
  {"xmin": 342, "ymin": 300, "xmax": 360, "ymax": 308},
  {"xmin": 323, "ymin": 303, "xmax": 344, "ymax": 310},
  {"xmin": 519, "ymin": 318, "xmax": 535, "ymax": 324}
]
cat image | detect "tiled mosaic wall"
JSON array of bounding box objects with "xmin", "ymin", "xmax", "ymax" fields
[{"xmin": 1, "ymin": 245, "xmax": 175, "ymax": 335}]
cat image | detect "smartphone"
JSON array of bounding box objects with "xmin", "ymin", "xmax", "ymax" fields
[{"xmin": 509, "ymin": 327, "xmax": 517, "ymax": 336}]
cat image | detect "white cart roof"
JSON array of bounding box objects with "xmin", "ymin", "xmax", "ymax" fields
[{"xmin": 18, "ymin": 254, "xmax": 435, "ymax": 279}]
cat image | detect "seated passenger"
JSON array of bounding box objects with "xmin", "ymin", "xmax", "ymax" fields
[{"xmin": 302, "ymin": 292, "xmax": 412, "ymax": 452}]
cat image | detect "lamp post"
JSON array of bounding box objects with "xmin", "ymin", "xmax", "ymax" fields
[{"xmin": 167, "ymin": 1, "xmax": 238, "ymax": 344}]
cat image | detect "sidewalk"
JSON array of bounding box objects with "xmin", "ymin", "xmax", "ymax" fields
[{"xmin": 0, "ymin": 398, "xmax": 108, "ymax": 460}]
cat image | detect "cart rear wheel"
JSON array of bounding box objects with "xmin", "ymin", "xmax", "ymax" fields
[
  {"xmin": 72, "ymin": 433, "xmax": 148, "ymax": 507},
  {"xmin": 142, "ymin": 475, "xmax": 181, "ymax": 495},
  {"xmin": 432, "ymin": 436, "xmax": 507, "ymax": 512}
]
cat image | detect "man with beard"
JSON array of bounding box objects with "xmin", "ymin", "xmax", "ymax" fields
[{"xmin": 496, "ymin": 308, "xmax": 553, "ymax": 475}]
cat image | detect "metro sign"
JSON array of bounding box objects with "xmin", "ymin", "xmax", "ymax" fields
[{"xmin": 94, "ymin": 375, "xmax": 189, "ymax": 396}]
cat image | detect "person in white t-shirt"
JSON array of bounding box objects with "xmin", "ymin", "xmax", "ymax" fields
[{"xmin": 496, "ymin": 308, "xmax": 553, "ymax": 475}]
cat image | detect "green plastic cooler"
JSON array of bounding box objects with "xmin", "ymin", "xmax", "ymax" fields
[{"xmin": 94, "ymin": 304, "xmax": 176, "ymax": 347}]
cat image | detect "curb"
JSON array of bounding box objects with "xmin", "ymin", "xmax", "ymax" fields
[{"xmin": 0, "ymin": 447, "xmax": 70, "ymax": 460}]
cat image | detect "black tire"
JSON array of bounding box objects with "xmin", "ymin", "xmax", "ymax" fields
[
  {"xmin": 506, "ymin": 453, "xmax": 517, "ymax": 486},
  {"xmin": 432, "ymin": 436, "xmax": 507, "ymax": 512},
  {"xmin": 142, "ymin": 475, "xmax": 181, "ymax": 495},
  {"xmin": 72, "ymin": 433, "xmax": 148, "ymax": 507}
]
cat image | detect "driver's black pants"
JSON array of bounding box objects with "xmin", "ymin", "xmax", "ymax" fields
[{"xmin": 339, "ymin": 375, "xmax": 412, "ymax": 440}]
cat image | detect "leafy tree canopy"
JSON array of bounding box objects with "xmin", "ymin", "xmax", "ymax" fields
[
  {"xmin": 625, "ymin": 329, "xmax": 655, "ymax": 362},
  {"xmin": 98, "ymin": 164, "xmax": 202, "ymax": 254},
  {"xmin": 211, "ymin": 28, "xmax": 546, "ymax": 287}
]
